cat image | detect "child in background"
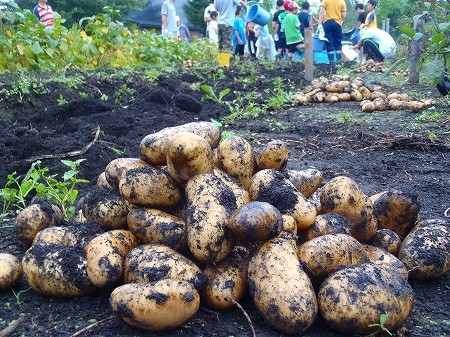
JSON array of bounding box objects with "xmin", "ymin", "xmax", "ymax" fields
[
  {"xmin": 246, "ymin": 21, "xmax": 258, "ymax": 61},
  {"xmin": 232, "ymin": 6, "xmax": 246, "ymax": 61},
  {"xmin": 208, "ymin": 11, "xmax": 219, "ymax": 47},
  {"xmin": 297, "ymin": 2, "xmax": 313, "ymax": 38},
  {"xmin": 255, "ymin": 24, "xmax": 271, "ymax": 60},
  {"xmin": 283, "ymin": 1, "xmax": 304, "ymax": 59}
]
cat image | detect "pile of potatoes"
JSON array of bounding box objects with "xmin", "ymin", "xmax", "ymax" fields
[
  {"xmin": 2, "ymin": 120, "xmax": 450, "ymax": 336},
  {"xmin": 354, "ymin": 59, "xmax": 388, "ymax": 73},
  {"xmin": 291, "ymin": 74, "xmax": 435, "ymax": 112}
]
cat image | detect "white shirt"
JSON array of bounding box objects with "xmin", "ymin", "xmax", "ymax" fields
[
  {"xmin": 204, "ymin": 3, "xmax": 216, "ymax": 31},
  {"xmin": 209, "ymin": 20, "xmax": 219, "ymax": 43},
  {"xmin": 214, "ymin": 0, "xmax": 242, "ymax": 26},
  {"xmin": 360, "ymin": 28, "xmax": 396, "ymax": 58}
]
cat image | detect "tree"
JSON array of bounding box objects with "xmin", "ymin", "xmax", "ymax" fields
[{"xmin": 183, "ymin": 0, "xmax": 209, "ymax": 32}]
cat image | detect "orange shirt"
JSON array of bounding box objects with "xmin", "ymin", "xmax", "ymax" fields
[{"xmin": 321, "ymin": 0, "xmax": 347, "ymax": 26}]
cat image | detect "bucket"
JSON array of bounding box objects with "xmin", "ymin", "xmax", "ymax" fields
[
  {"xmin": 218, "ymin": 52, "xmax": 231, "ymax": 67},
  {"xmin": 312, "ymin": 37, "xmax": 325, "ymax": 52},
  {"xmin": 246, "ymin": 4, "xmax": 271, "ymax": 26}
]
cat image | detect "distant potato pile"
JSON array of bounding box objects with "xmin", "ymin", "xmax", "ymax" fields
[{"xmin": 2, "ymin": 121, "xmax": 450, "ymax": 336}]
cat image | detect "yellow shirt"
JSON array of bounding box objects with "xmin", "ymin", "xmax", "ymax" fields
[
  {"xmin": 365, "ymin": 12, "xmax": 378, "ymax": 29},
  {"xmin": 321, "ymin": 0, "xmax": 347, "ymax": 26}
]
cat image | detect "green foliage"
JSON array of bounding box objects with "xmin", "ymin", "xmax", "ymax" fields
[
  {"xmin": 376, "ymin": 0, "xmax": 416, "ymax": 35},
  {"xmin": 0, "ymin": 159, "xmax": 88, "ymax": 221},
  {"xmin": 183, "ymin": 0, "xmax": 209, "ymax": 34},
  {"xmin": 201, "ymin": 84, "xmax": 230, "ymax": 104},
  {"xmin": 367, "ymin": 313, "xmax": 393, "ymax": 336}
]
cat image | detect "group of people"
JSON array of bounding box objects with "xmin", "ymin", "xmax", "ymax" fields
[{"xmin": 161, "ymin": 0, "xmax": 191, "ymax": 43}]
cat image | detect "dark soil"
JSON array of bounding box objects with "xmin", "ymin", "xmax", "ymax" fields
[{"xmin": 0, "ymin": 62, "xmax": 449, "ymax": 337}]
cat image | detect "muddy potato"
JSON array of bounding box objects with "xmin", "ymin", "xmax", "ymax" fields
[
  {"xmin": 297, "ymin": 234, "xmax": 368, "ymax": 280},
  {"xmin": 96, "ymin": 172, "xmax": 114, "ymax": 190},
  {"xmin": 119, "ymin": 166, "xmax": 181, "ymax": 208},
  {"xmin": 213, "ymin": 168, "xmax": 250, "ymax": 208},
  {"xmin": 82, "ymin": 188, "xmax": 129, "ymax": 230},
  {"xmin": 349, "ymin": 88, "xmax": 363, "ymax": 101},
  {"xmin": 104, "ymin": 158, "xmax": 149, "ymax": 191},
  {"xmin": 287, "ymin": 168, "xmax": 323, "ymax": 198},
  {"xmin": 22, "ymin": 244, "xmax": 95, "ymax": 297},
  {"xmin": 325, "ymin": 80, "xmax": 351, "ymax": 93},
  {"xmin": 110, "ymin": 280, "xmax": 200, "ymax": 331},
  {"xmin": 86, "ymin": 230, "xmax": 138, "ymax": 288},
  {"xmin": 371, "ymin": 189, "xmax": 420, "ymax": 238},
  {"xmin": 389, "ymin": 98, "xmax": 405, "ymax": 110},
  {"xmin": 280, "ymin": 214, "xmax": 297, "ymax": 235},
  {"xmin": 202, "ymin": 246, "xmax": 249, "ymax": 309},
  {"xmin": 127, "ymin": 208, "xmax": 187, "ymax": 251},
  {"xmin": 185, "ymin": 173, "xmax": 237, "ymax": 263},
  {"xmin": 361, "ymin": 101, "xmax": 376, "ymax": 112},
  {"xmin": 370, "ymin": 228, "xmax": 402, "ymax": 255},
  {"xmin": 362, "ymin": 244, "xmax": 408, "ymax": 280},
  {"xmin": 319, "ymin": 176, "xmax": 377, "ymax": 242},
  {"xmin": 124, "ymin": 244, "xmax": 207, "ymax": 290},
  {"xmin": 338, "ymin": 92, "xmax": 351, "ymax": 102},
  {"xmin": 255, "ymin": 139, "xmax": 289, "ymax": 171},
  {"xmin": 216, "ymin": 136, "xmax": 256, "ymax": 190},
  {"xmin": 166, "ymin": 132, "xmax": 214, "ymax": 186},
  {"xmin": 318, "ymin": 263, "xmax": 415, "ymax": 336},
  {"xmin": 248, "ymin": 234, "xmax": 318, "ymax": 334},
  {"xmin": 15, "ymin": 200, "xmax": 64, "ymax": 246},
  {"xmin": 301, "ymin": 213, "xmax": 352, "ymax": 242},
  {"xmin": 229, "ymin": 201, "xmax": 282, "ymax": 242},
  {"xmin": 398, "ymin": 218, "xmax": 450, "ymax": 280},
  {"xmin": 0, "ymin": 253, "xmax": 23, "ymax": 291},
  {"xmin": 324, "ymin": 93, "xmax": 339, "ymax": 103},
  {"xmin": 249, "ymin": 169, "xmax": 316, "ymax": 230},
  {"xmin": 358, "ymin": 86, "xmax": 373, "ymax": 99}
]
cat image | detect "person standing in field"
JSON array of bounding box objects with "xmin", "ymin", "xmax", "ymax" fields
[
  {"xmin": 272, "ymin": 0, "xmax": 287, "ymax": 58},
  {"xmin": 317, "ymin": 0, "xmax": 347, "ymax": 63},
  {"xmin": 204, "ymin": 0, "xmax": 217, "ymax": 38},
  {"xmin": 214, "ymin": 0, "xmax": 247, "ymax": 53},
  {"xmin": 350, "ymin": 3, "xmax": 367, "ymax": 44},
  {"xmin": 364, "ymin": 0, "xmax": 378, "ymax": 29},
  {"xmin": 232, "ymin": 6, "xmax": 247, "ymax": 61},
  {"xmin": 297, "ymin": 1, "xmax": 314, "ymax": 39},
  {"xmin": 33, "ymin": 0, "xmax": 54, "ymax": 27},
  {"xmin": 176, "ymin": 16, "xmax": 190, "ymax": 43},
  {"xmin": 283, "ymin": 1, "xmax": 304, "ymax": 59},
  {"xmin": 161, "ymin": 0, "xmax": 178, "ymax": 38},
  {"xmin": 208, "ymin": 11, "xmax": 219, "ymax": 47}
]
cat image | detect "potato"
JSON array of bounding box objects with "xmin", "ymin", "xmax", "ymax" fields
[
  {"xmin": 119, "ymin": 166, "xmax": 181, "ymax": 208},
  {"xmin": 86, "ymin": 230, "xmax": 138, "ymax": 288},
  {"xmin": 22, "ymin": 244, "xmax": 95, "ymax": 297},
  {"xmin": 324, "ymin": 93, "xmax": 339, "ymax": 103},
  {"xmin": 249, "ymin": 169, "xmax": 316, "ymax": 230},
  {"xmin": 398, "ymin": 218, "xmax": 450, "ymax": 280},
  {"xmin": 297, "ymin": 234, "xmax": 368, "ymax": 280},
  {"xmin": 358, "ymin": 86, "xmax": 373, "ymax": 99},
  {"xmin": 229, "ymin": 201, "xmax": 282, "ymax": 242},
  {"xmin": 185, "ymin": 173, "xmax": 237, "ymax": 263},
  {"xmin": 15, "ymin": 200, "xmax": 64, "ymax": 246},
  {"xmin": 319, "ymin": 176, "xmax": 377, "ymax": 242},
  {"xmin": 124, "ymin": 244, "xmax": 207, "ymax": 290},
  {"xmin": 110, "ymin": 280, "xmax": 200, "ymax": 331},
  {"xmin": 280, "ymin": 214, "xmax": 297, "ymax": 235},
  {"xmin": 370, "ymin": 228, "xmax": 402, "ymax": 256},
  {"xmin": 140, "ymin": 121, "xmax": 220, "ymax": 166},
  {"xmin": 82, "ymin": 188, "xmax": 129, "ymax": 230},
  {"xmin": 255, "ymin": 139, "xmax": 288, "ymax": 171},
  {"xmin": 0, "ymin": 253, "xmax": 23, "ymax": 290},
  {"xmin": 371, "ymin": 91, "xmax": 387, "ymax": 100},
  {"xmin": 213, "ymin": 168, "xmax": 250, "ymax": 208},
  {"xmin": 373, "ymin": 98, "xmax": 389, "ymax": 111},
  {"xmin": 361, "ymin": 101, "xmax": 376, "ymax": 112},
  {"xmin": 166, "ymin": 132, "xmax": 214, "ymax": 186},
  {"xmin": 96, "ymin": 172, "xmax": 114, "ymax": 190},
  {"xmin": 216, "ymin": 136, "xmax": 256, "ymax": 190},
  {"xmin": 318, "ymin": 263, "xmax": 415, "ymax": 335},
  {"xmin": 104, "ymin": 158, "xmax": 149, "ymax": 191},
  {"xmin": 371, "ymin": 189, "xmax": 420, "ymax": 238},
  {"xmin": 349, "ymin": 88, "xmax": 363, "ymax": 101},
  {"xmin": 338, "ymin": 92, "xmax": 351, "ymax": 101},
  {"xmin": 387, "ymin": 93, "xmax": 401, "ymax": 101},
  {"xmin": 301, "ymin": 213, "xmax": 352, "ymax": 242},
  {"xmin": 362, "ymin": 244, "xmax": 409, "ymax": 280},
  {"xmin": 248, "ymin": 234, "xmax": 318, "ymax": 334},
  {"xmin": 202, "ymin": 246, "xmax": 249, "ymax": 309},
  {"xmin": 325, "ymin": 80, "xmax": 351, "ymax": 93},
  {"xmin": 287, "ymin": 168, "xmax": 323, "ymax": 198},
  {"xmin": 127, "ymin": 208, "xmax": 187, "ymax": 252},
  {"xmin": 389, "ymin": 98, "xmax": 405, "ymax": 110}
]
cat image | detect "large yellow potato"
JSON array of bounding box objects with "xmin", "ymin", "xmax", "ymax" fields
[
  {"xmin": 248, "ymin": 234, "xmax": 318, "ymax": 334},
  {"xmin": 362, "ymin": 244, "xmax": 409, "ymax": 280},
  {"xmin": 110, "ymin": 280, "xmax": 200, "ymax": 331},
  {"xmin": 286, "ymin": 168, "xmax": 323, "ymax": 198},
  {"xmin": 104, "ymin": 157, "xmax": 150, "ymax": 191},
  {"xmin": 370, "ymin": 228, "xmax": 402, "ymax": 256},
  {"xmin": 0, "ymin": 253, "xmax": 22, "ymax": 291},
  {"xmin": 318, "ymin": 263, "xmax": 415, "ymax": 335},
  {"xmin": 300, "ymin": 213, "xmax": 351, "ymax": 242},
  {"xmin": 255, "ymin": 139, "xmax": 289, "ymax": 171},
  {"xmin": 213, "ymin": 168, "xmax": 250, "ymax": 208}
]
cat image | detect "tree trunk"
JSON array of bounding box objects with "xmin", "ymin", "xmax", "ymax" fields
[{"xmin": 408, "ymin": 18, "xmax": 424, "ymax": 84}]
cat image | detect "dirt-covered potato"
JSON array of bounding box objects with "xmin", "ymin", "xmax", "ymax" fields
[
  {"xmin": 370, "ymin": 228, "xmax": 402, "ymax": 256},
  {"xmin": 82, "ymin": 188, "xmax": 129, "ymax": 230},
  {"xmin": 325, "ymin": 80, "xmax": 351, "ymax": 93},
  {"xmin": 301, "ymin": 213, "xmax": 351, "ymax": 242},
  {"xmin": 248, "ymin": 234, "xmax": 318, "ymax": 334},
  {"xmin": 255, "ymin": 139, "xmax": 288, "ymax": 171},
  {"xmin": 104, "ymin": 158, "xmax": 149, "ymax": 191},
  {"xmin": 287, "ymin": 169, "xmax": 323, "ymax": 198},
  {"xmin": 96, "ymin": 172, "xmax": 114, "ymax": 190},
  {"xmin": 127, "ymin": 208, "xmax": 187, "ymax": 252},
  {"xmin": 15, "ymin": 200, "xmax": 64, "ymax": 246},
  {"xmin": 318, "ymin": 263, "xmax": 415, "ymax": 335},
  {"xmin": 124, "ymin": 244, "xmax": 207, "ymax": 290},
  {"xmin": 0, "ymin": 253, "xmax": 23, "ymax": 290},
  {"xmin": 86, "ymin": 230, "xmax": 138, "ymax": 288},
  {"xmin": 110, "ymin": 280, "xmax": 200, "ymax": 331},
  {"xmin": 202, "ymin": 246, "xmax": 249, "ymax": 309},
  {"xmin": 140, "ymin": 121, "xmax": 221, "ymax": 166},
  {"xmin": 362, "ymin": 244, "xmax": 408, "ymax": 280},
  {"xmin": 280, "ymin": 214, "xmax": 297, "ymax": 235},
  {"xmin": 371, "ymin": 189, "xmax": 420, "ymax": 238},
  {"xmin": 166, "ymin": 132, "xmax": 214, "ymax": 186},
  {"xmin": 185, "ymin": 173, "xmax": 237, "ymax": 263},
  {"xmin": 398, "ymin": 218, "xmax": 450, "ymax": 279},
  {"xmin": 297, "ymin": 234, "xmax": 368, "ymax": 280},
  {"xmin": 319, "ymin": 176, "xmax": 377, "ymax": 242},
  {"xmin": 215, "ymin": 136, "xmax": 256, "ymax": 190},
  {"xmin": 119, "ymin": 166, "xmax": 181, "ymax": 208},
  {"xmin": 249, "ymin": 169, "xmax": 316, "ymax": 230},
  {"xmin": 213, "ymin": 168, "xmax": 250, "ymax": 208},
  {"xmin": 229, "ymin": 201, "xmax": 282, "ymax": 242},
  {"xmin": 22, "ymin": 244, "xmax": 95, "ymax": 297}
]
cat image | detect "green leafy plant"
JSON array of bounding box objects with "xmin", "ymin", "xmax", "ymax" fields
[
  {"xmin": 12, "ymin": 287, "xmax": 31, "ymax": 305},
  {"xmin": 57, "ymin": 94, "xmax": 68, "ymax": 106},
  {"xmin": 201, "ymin": 84, "xmax": 230, "ymax": 104},
  {"xmin": 210, "ymin": 118, "xmax": 235, "ymax": 140},
  {"xmin": 367, "ymin": 313, "xmax": 393, "ymax": 336},
  {"xmin": 0, "ymin": 159, "xmax": 88, "ymax": 221}
]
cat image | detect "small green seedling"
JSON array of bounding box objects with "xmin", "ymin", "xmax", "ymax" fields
[{"xmin": 367, "ymin": 312, "xmax": 393, "ymax": 336}]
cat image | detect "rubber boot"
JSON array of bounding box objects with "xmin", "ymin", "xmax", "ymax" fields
[{"xmin": 327, "ymin": 52, "xmax": 335, "ymax": 64}]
